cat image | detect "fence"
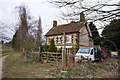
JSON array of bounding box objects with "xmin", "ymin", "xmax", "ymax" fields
[
  {"xmin": 26, "ymin": 51, "xmax": 40, "ymax": 62},
  {"xmin": 41, "ymin": 52, "xmax": 62, "ymax": 62},
  {"xmin": 24, "ymin": 49, "xmax": 75, "ymax": 69},
  {"xmin": 26, "ymin": 51, "xmax": 62, "ymax": 62}
]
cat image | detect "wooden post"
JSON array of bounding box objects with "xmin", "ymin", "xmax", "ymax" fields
[
  {"xmin": 23, "ymin": 48, "xmax": 26, "ymax": 60},
  {"xmin": 47, "ymin": 52, "xmax": 48, "ymax": 62},
  {"xmin": 23, "ymin": 48, "xmax": 25, "ymax": 56},
  {"xmin": 62, "ymin": 32, "xmax": 66, "ymax": 68},
  {"xmin": 39, "ymin": 47, "xmax": 42, "ymax": 62},
  {"xmin": 81, "ymin": 56, "xmax": 83, "ymax": 64},
  {"xmin": 39, "ymin": 47, "xmax": 40, "ymax": 52},
  {"xmin": 31, "ymin": 49, "xmax": 33, "ymax": 58},
  {"xmin": 56, "ymin": 52, "xmax": 57, "ymax": 61}
]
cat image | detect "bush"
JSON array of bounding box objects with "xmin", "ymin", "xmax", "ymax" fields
[
  {"xmin": 48, "ymin": 38, "xmax": 57, "ymax": 52},
  {"xmin": 42, "ymin": 44, "xmax": 49, "ymax": 52}
]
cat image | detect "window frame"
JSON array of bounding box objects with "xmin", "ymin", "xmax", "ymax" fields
[
  {"xmin": 57, "ymin": 36, "xmax": 61, "ymax": 43},
  {"xmin": 66, "ymin": 35, "xmax": 72, "ymax": 43}
]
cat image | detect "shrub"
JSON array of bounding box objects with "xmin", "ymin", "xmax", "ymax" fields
[{"xmin": 48, "ymin": 38, "xmax": 57, "ymax": 52}]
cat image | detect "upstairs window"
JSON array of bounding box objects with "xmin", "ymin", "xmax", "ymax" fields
[
  {"xmin": 66, "ymin": 35, "xmax": 72, "ymax": 43},
  {"xmin": 57, "ymin": 36, "xmax": 61, "ymax": 43}
]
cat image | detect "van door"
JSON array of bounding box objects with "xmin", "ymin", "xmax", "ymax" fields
[{"xmin": 89, "ymin": 49, "xmax": 95, "ymax": 61}]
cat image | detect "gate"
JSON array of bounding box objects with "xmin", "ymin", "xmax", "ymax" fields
[{"xmin": 41, "ymin": 52, "xmax": 62, "ymax": 62}]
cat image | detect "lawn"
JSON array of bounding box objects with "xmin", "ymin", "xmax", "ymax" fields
[
  {"xmin": 0, "ymin": 50, "xmax": 15, "ymax": 58},
  {"xmin": 3, "ymin": 53, "xmax": 61, "ymax": 78},
  {"xmin": 2, "ymin": 53, "xmax": 120, "ymax": 78},
  {"xmin": 0, "ymin": 50, "xmax": 15, "ymax": 54}
]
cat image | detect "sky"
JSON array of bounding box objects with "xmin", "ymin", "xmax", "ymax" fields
[
  {"xmin": 0, "ymin": 0, "xmax": 62, "ymax": 39},
  {"xmin": 0, "ymin": 0, "xmax": 120, "ymax": 42}
]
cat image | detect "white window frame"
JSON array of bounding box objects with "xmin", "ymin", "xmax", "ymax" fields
[
  {"xmin": 66, "ymin": 35, "xmax": 72, "ymax": 43},
  {"xmin": 57, "ymin": 36, "xmax": 61, "ymax": 43}
]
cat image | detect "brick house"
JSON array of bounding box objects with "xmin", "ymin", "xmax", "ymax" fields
[{"xmin": 45, "ymin": 12, "xmax": 93, "ymax": 54}]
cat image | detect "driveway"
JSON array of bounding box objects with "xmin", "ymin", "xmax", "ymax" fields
[{"xmin": 0, "ymin": 55, "xmax": 9, "ymax": 79}]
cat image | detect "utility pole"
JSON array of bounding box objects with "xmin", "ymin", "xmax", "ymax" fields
[{"xmin": 62, "ymin": 32, "xmax": 66, "ymax": 68}]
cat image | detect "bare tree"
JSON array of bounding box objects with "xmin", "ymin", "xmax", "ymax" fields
[
  {"xmin": 13, "ymin": 5, "xmax": 43, "ymax": 51},
  {"xmin": 49, "ymin": 0, "xmax": 120, "ymax": 54},
  {"xmin": 36, "ymin": 17, "xmax": 42, "ymax": 49},
  {"xmin": 14, "ymin": 5, "xmax": 32, "ymax": 51},
  {"xmin": 49, "ymin": 0, "xmax": 120, "ymax": 22}
]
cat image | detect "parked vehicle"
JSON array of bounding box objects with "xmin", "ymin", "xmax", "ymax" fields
[
  {"xmin": 75, "ymin": 47, "xmax": 104, "ymax": 61},
  {"xmin": 111, "ymin": 51, "xmax": 118, "ymax": 59},
  {"xmin": 94, "ymin": 48, "xmax": 104, "ymax": 61}
]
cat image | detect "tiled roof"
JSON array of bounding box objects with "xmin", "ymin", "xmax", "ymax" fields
[{"xmin": 45, "ymin": 21, "xmax": 85, "ymax": 36}]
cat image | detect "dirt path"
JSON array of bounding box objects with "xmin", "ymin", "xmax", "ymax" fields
[{"xmin": 0, "ymin": 55, "xmax": 9, "ymax": 80}]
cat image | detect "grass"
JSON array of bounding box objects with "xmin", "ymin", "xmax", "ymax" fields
[
  {"xmin": 0, "ymin": 50, "xmax": 15, "ymax": 54},
  {"xmin": 3, "ymin": 53, "xmax": 61, "ymax": 78},
  {"xmin": 0, "ymin": 50, "xmax": 15, "ymax": 58},
  {"xmin": 0, "ymin": 55, "xmax": 2, "ymax": 58},
  {"xmin": 3, "ymin": 53, "xmax": 119, "ymax": 78}
]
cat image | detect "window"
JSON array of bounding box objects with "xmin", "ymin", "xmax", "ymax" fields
[
  {"xmin": 77, "ymin": 48, "xmax": 90, "ymax": 54},
  {"xmin": 90, "ymin": 49, "xmax": 93, "ymax": 55},
  {"xmin": 66, "ymin": 35, "xmax": 72, "ymax": 43},
  {"xmin": 58, "ymin": 36, "xmax": 61, "ymax": 43}
]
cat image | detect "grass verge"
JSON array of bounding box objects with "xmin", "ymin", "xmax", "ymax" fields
[
  {"xmin": 3, "ymin": 53, "xmax": 119, "ymax": 78},
  {"xmin": 0, "ymin": 50, "xmax": 15, "ymax": 58},
  {"xmin": 0, "ymin": 50, "xmax": 15, "ymax": 54},
  {"xmin": 3, "ymin": 53, "xmax": 60, "ymax": 78}
]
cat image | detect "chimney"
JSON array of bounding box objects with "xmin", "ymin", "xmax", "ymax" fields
[
  {"xmin": 53, "ymin": 20, "xmax": 57, "ymax": 27},
  {"xmin": 80, "ymin": 12, "xmax": 85, "ymax": 21}
]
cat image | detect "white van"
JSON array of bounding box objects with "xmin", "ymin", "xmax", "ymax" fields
[
  {"xmin": 75, "ymin": 47, "xmax": 94, "ymax": 61},
  {"xmin": 75, "ymin": 47, "xmax": 104, "ymax": 61}
]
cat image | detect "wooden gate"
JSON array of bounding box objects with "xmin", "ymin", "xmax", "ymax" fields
[{"xmin": 40, "ymin": 52, "xmax": 62, "ymax": 62}]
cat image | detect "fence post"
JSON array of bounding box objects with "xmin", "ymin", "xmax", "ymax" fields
[
  {"xmin": 81, "ymin": 56, "xmax": 83, "ymax": 64},
  {"xmin": 31, "ymin": 49, "xmax": 33, "ymax": 59},
  {"xmin": 23, "ymin": 48, "xmax": 26, "ymax": 60},
  {"xmin": 24, "ymin": 49, "xmax": 27, "ymax": 60},
  {"xmin": 47, "ymin": 52, "xmax": 48, "ymax": 62},
  {"xmin": 39, "ymin": 47, "xmax": 42, "ymax": 62},
  {"xmin": 23, "ymin": 48, "xmax": 25, "ymax": 56}
]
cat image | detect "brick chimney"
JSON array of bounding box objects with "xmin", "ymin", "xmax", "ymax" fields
[
  {"xmin": 80, "ymin": 12, "xmax": 85, "ymax": 21},
  {"xmin": 53, "ymin": 20, "xmax": 57, "ymax": 27}
]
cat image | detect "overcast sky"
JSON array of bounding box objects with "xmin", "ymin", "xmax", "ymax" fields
[
  {"xmin": 0, "ymin": 0, "xmax": 119, "ymax": 42},
  {"xmin": 0, "ymin": 0, "xmax": 62, "ymax": 39}
]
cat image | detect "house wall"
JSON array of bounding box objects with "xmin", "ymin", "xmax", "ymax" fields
[
  {"xmin": 79, "ymin": 26, "xmax": 89, "ymax": 47},
  {"xmin": 46, "ymin": 33, "xmax": 78, "ymax": 46},
  {"xmin": 46, "ymin": 33, "xmax": 78, "ymax": 54}
]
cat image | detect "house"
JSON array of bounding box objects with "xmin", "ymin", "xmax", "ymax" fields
[{"xmin": 45, "ymin": 12, "xmax": 93, "ymax": 54}]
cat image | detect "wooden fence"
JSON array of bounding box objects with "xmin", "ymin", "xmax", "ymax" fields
[
  {"xmin": 26, "ymin": 51, "xmax": 62, "ymax": 62},
  {"xmin": 40, "ymin": 52, "xmax": 62, "ymax": 62}
]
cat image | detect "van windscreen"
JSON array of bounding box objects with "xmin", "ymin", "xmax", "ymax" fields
[{"xmin": 77, "ymin": 48, "xmax": 90, "ymax": 54}]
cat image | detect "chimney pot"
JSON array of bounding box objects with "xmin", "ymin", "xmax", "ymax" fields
[
  {"xmin": 80, "ymin": 12, "xmax": 85, "ymax": 21},
  {"xmin": 53, "ymin": 20, "xmax": 57, "ymax": 27}
]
